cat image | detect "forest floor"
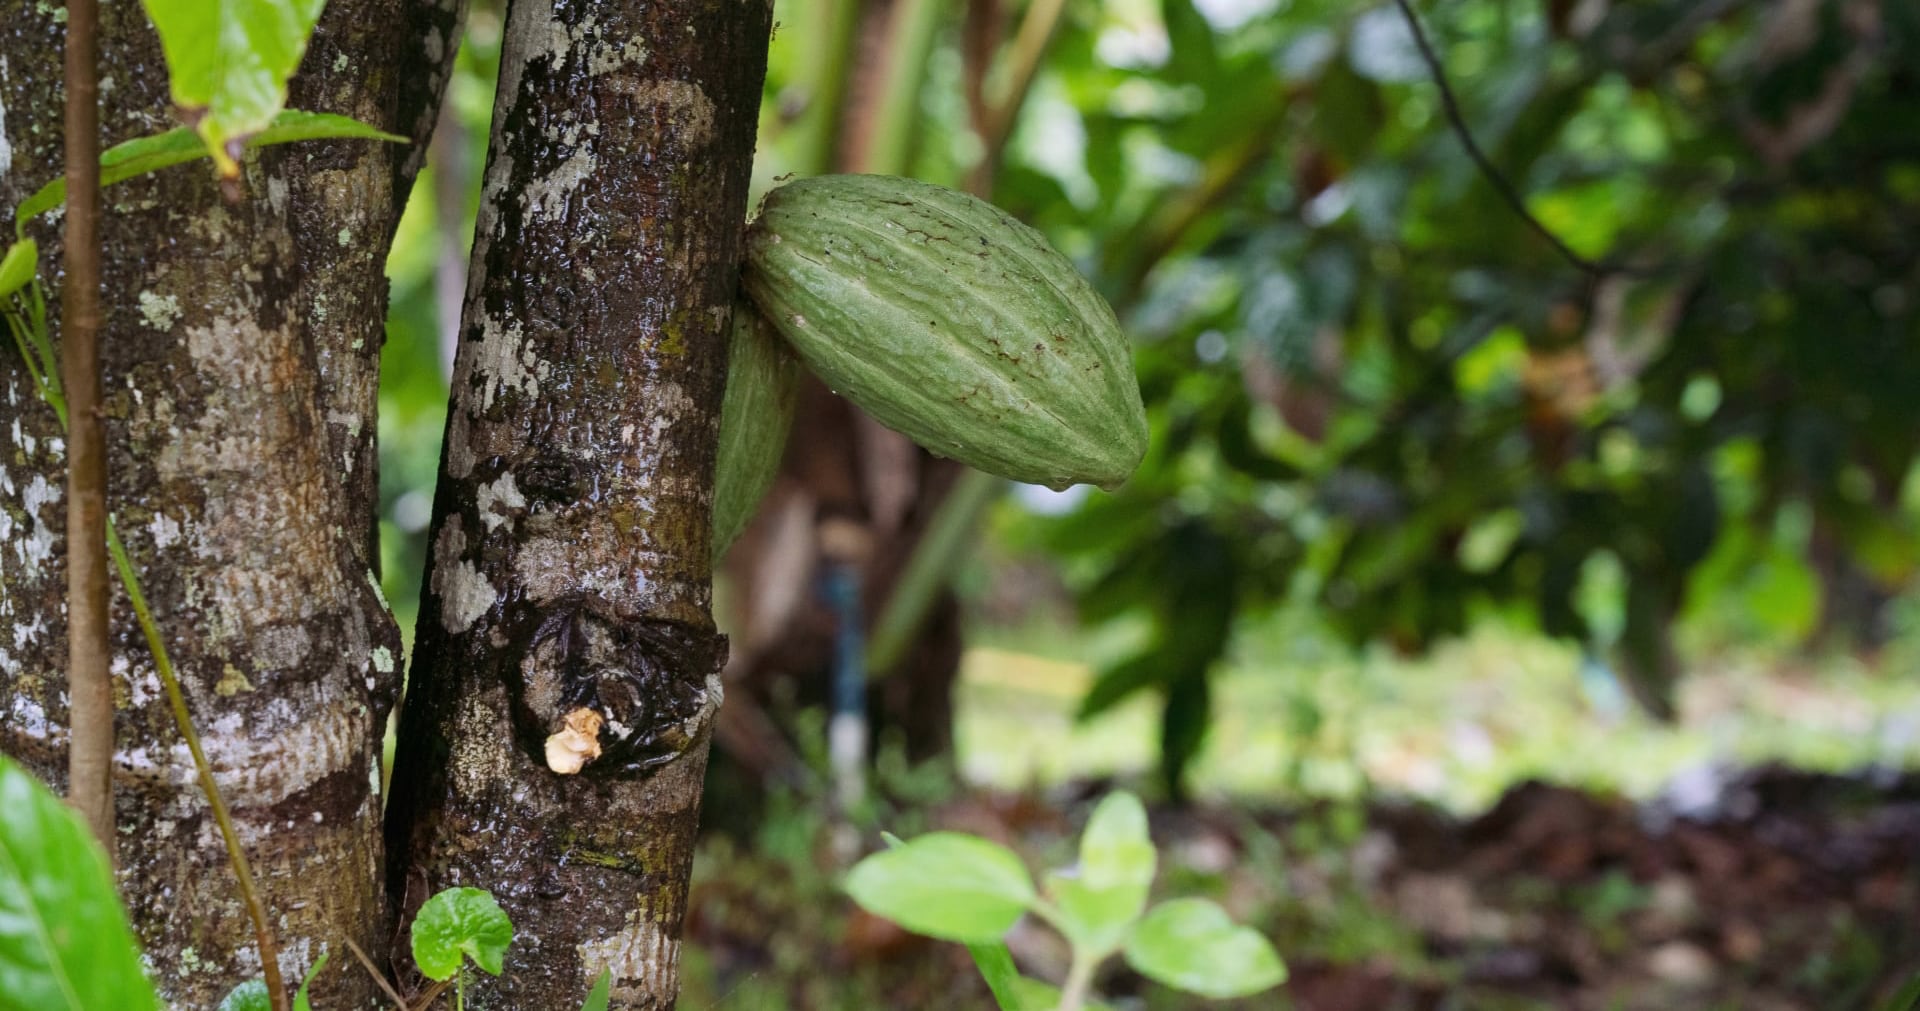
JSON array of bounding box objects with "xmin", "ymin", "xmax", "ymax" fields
[
  {"xmin": 677, "ymin": 625, "xmax": 1920, "ymax": 1009},
  {"xmin": 679, "ymin": 765, "xmax": 1920, "ymax": 1010}
]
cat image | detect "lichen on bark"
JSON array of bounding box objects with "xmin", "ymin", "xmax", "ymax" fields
[
  {"xmin": 0, "ymin": 0, "xmax": 453, "ymax": 1005},
  {"xmin": 382, "ymin": 0, "xmax": 772, "ymax": 1006}
]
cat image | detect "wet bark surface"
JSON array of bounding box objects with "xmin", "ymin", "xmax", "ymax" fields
[
  {"xmin": 381, "ymin": 0, "xmax": 772, "ymax": 1006},
  {"xmin": 0, "ymin": 2, "xmax": 451, "ymax": 1005}
]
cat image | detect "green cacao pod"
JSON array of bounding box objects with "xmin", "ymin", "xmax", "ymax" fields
[
  {"xmin": 712, "ymin": 296, "xmax": 800, "ymax": 560},
  {"xmin": 742, "ymin": 174, "xmax": 1147, "ymax": 491}
]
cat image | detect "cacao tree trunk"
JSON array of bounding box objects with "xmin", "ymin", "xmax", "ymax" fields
[
  {"xmin": 0, "ymin": 1, "xmax": 451, "ymax": 1006},
  {"xmin": 381, "ymin": 0, "xmax": 771, "ymax": 1005}
]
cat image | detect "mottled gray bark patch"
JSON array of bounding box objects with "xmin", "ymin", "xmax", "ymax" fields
[
  {"xmin": 383, "ymin": 0, "xmax": 773, "ymax": 1006},
  {"xmin": 0, "ymin": 0, "xmax": 453, "ymax": 1006}
]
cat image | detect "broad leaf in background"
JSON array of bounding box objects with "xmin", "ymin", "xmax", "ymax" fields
[
  {"xmin": 410, "ymin": 886, "xmax": 514, "ymax": 981},
  {"xmin": 215, "ymin": 954, "xmax": 328, "ymax": 1011},
  {"xmin": 876, "ymin": 830, "xmax": 1027, "ymax": 1008},
  {"xmin": 579, "ymin": 967, "xmax": 612, "ymax": 1011},
  {"xmin": 1046, "ymin": 791, "xmax": 1156, "ymax": 954},
  {"xmin": 0, "ymin": 240, "xmax": 33, "ymax": 299},
  {"xmin": 0, "ymin": 757, "xmax": 159, "ymax": 1011},
  {"xmin": 14, "ymin": 111, "xmax": 405, "ymax": 227},
  {"xmin": 1123, "ymin": 898, "xmax": 1285, "ymax": 999},
  {"xmin": 845, "ymin": 833, "xmax": 1036, "ymax": 943},
  {"xmin": 140, "ymin": 0, "xmax": 327, "ymax": 176}
]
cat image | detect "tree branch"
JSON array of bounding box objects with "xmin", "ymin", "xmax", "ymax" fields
[
  {"xmin": 967, "ymin": 0, "xmax": 1070, "ymax": 195},
  {"xmin": 1392, "ymin": 0, "xmax": 1610, "ymax": 277}
]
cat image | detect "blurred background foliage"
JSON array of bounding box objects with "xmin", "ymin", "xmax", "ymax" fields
[
  {"xmin": 379, "ymin": 0, "xmax": 1920, "ymax": 802},
  {"xmin": 370, "ymin": 1, "xmax": 1920, "ymax": 1005}
]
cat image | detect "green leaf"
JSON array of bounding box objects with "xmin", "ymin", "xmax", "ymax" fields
[
  {"xmin": 1047, "ymin": 792, "xmax": 1157, "ymax": 954},
  {"xmin": 410, "ymin": 887, "xmax": 514, "ymax": 981},
  {"xmin": 0, "ymin": 240, "xmax": 34, "ymax": 300},
  {"xmin": 249, "ymin": 109, "xmax": 406, "ymax": 149},
  {"xmin": 1123, "ymin": 899, "xmax": 1285, "ymax": 999},
  {"xmin": 15, "ymin": 110, "xmax": 404, "ymax": 226},
  {"xmin": 0, "ymin": 757, "xmax": 160, "ymax": 1011},
  {"xmin": 903, "ymin": 829, "xmax": 1029, "ymax": 1011},
  {"xmin": 215, "ymin": 952, "xmax": 328, "ymax": 1011},
  {"xmin": 844, "ymin": 833, "xmax": 1036, "ymax": 944},
  {"xmin": 1077, "ymin": 793, "xmax": 1155, "ymax": 899},
  {"xmin": 579, "ymin": 967, "xmax": 612, "ymax": 1011},
  {"xmin": 139, "ymin": 0, "xmax": 328, "ymax": 175}
]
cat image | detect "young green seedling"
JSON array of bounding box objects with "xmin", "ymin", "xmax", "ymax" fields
[
  {"xmin": 845, "ymin": 791, "xmax": 1286, "ymax": 1011},
  {"xmin": 410, "ymin": 887, "xmax": 515, "ymax": 1011}
]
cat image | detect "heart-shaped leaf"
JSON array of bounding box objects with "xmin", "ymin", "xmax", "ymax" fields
[
  {"xmin": 410, "ymin": 887, "xmax": 514, "ymax": 981},
  {"xmin": 1123, "ymin": 898, "xmax": 1286, "ymax": 999},
  {"xmin": 845, "ymin": 833, "xmax": 1035, "ymax": 944},
  {"xmin": 0, "ymin": 756, "xmax": 160, "ymax": 1011}
]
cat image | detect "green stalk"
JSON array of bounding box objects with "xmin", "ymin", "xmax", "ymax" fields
[
  {"xmin": 108, "ymin": 520, "xmax": 287, "ymax": 1009},
  {"xmin": 849, "ymin": 0, "xmax": 944, "ymax": 176},
  {"xmin": 1053, "ymin": 951, "xmax": 1096, "ymax": 1011},
  {"xmin": 865, "ymin": 467, "xmax": 1003, "ymax": 678},
  {"xmin": 791, "ymin": 0, "xmax": 864, "ymax": 175},
  {"xmin": 4, "ymin": 282, "xmax": 63, "ymax": 422}
]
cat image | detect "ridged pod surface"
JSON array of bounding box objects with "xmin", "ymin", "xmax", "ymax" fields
[
  {"xmin": 712, "ymin": 296, "xmax": 800, "ymax": 559},
  {"xmin": 742, "ymin": 174, "xmax": 1148, "ymax": 490}
]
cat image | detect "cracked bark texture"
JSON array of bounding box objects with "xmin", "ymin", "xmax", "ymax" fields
[
  {"xmin": 381, "ymin": 0, "xmax": 772, "ymax": 1006},
  {"xmin": 0, "ymin": 1, "xmax": 455, "ymax": 1006}
]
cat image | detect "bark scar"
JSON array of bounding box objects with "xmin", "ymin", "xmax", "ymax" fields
[{"xmin": 502, "ymin": 592, "xmax": 725, "ymax": 776}]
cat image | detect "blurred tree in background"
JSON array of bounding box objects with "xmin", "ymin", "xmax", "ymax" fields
[{"xmin": 380, "ymin": 0, "xmax": 1920, "ymax": 800}]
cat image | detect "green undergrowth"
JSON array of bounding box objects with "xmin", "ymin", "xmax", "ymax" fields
[{"xmin": 956, "ymin": 613, "xmax": 1920, "ymax": 813}]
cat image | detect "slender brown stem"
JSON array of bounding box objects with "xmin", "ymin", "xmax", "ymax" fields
[
  {"xmin": 106, "ymin": 524, "xmax": 286, "ymax": 1010},
  {"xmin": 343, "ymin": 938, "xmax": 410, "ymax": 1011},
  {"xmin": 60, "ymin": 0, "xmax": 114, "ymax": 860},
  {"xmin": 1391, "ymin": 0, "xmax": 1610, "ymax": 277}
]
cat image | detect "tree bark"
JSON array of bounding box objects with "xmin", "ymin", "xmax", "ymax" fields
[
  {"xmin": 0, "ymin": 1, "xmax": 450, "ymax": 1005},
  {"xmin": 382, "ymin": 0, "xmax": 771, "ymax": 1006}
]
